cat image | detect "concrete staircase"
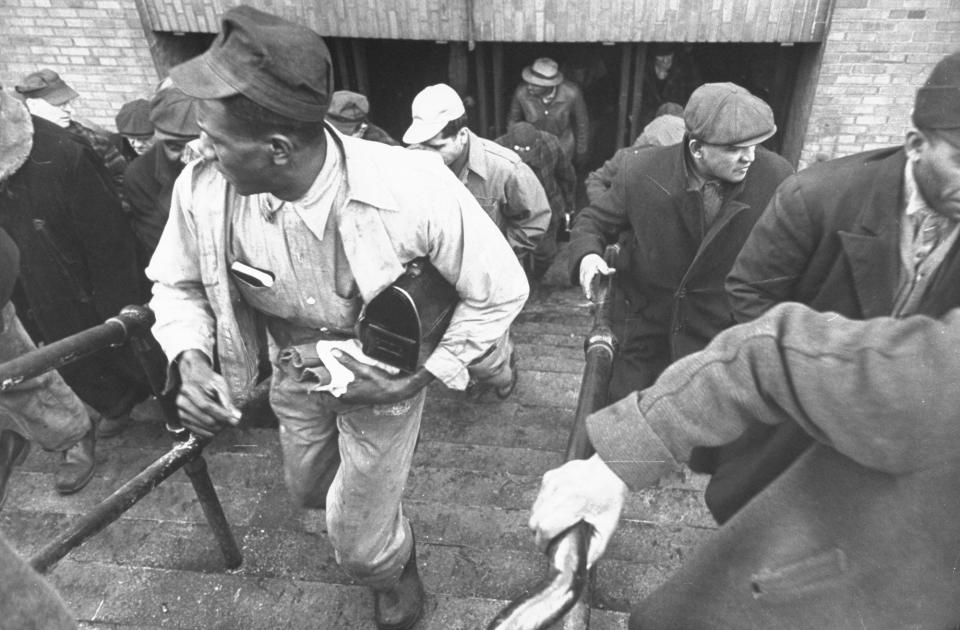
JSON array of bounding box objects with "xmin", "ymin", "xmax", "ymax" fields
[{"xmin": 0, "ymin": 260, "xmax": 715, "ymax": 629}]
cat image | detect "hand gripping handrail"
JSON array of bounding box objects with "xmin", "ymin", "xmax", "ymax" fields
[
  {"xmin": 488, "ymin": 264, "xmax": 618, "ymax": 630},
  {"xmin": 0, "ymin": 305, "xmax": 247, "ymax": 573}
]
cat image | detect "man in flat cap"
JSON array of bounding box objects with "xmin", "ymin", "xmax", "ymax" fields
[
  {"xmin": 114, "ymin": 98, "xmax": 155, "ymax": 161},
  {"xmin": 507, "ymin": 57, "xmax": 590, "ymax": 166},
  {"xmin": 572, "ymin": 82, "xmax": 792, "ymax": 411},
  {"xmin": 147, "ymin": 7, "xmax": 527, "ymax": 629},
  {"xmin": 714, "ymin": 50, "xmax": 960, "ymax": 523},
  {"xmin": 124, "ymin": 86, "xmax": 201, "ymax": 262},
  {"xmin": 15, "ymin": 69, "xmax": 127, "ymax": 198},
  {"xmin": 495, "ymin": 121, "xmax": 576, "ymax": 282},
  {"xmin": 326, "ymin": 90, "xmax": 399, "ymax": 146}
]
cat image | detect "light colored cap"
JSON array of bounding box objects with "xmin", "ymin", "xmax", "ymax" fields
[{"xmin": 402, "ymin": 83, "xmax": 465, "ymax": 145}]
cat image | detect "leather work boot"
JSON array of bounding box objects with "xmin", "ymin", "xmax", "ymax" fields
[
  {"xmin": 0, "ymin": 430, "xmax": 30, "ymax": 510},
  {"xmin": 373, "ymin": 533, "xmax": 425, "ymax": 630},
  {"xmin": 54, "ymin": 419, "xmax": 97, "ymax": 495}
]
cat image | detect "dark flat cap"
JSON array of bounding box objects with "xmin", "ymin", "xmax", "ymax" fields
[
  {"xmin": 14, "ymin": 69, "xmax": 78, "ymax": 106},
  {"xmin": 913, "ymin": 52, "xmax": 960, "ymax": 143},
  {"xmin": 169, "ymin": 5, "xmax": 332, "ymax": 122},
  {"xmin": 150, "ymin": 87, "xmax": 200, "ymax": 140},
  {"xmin": 115, "ymin": 99, "xmax": 153, "ymax": 137},
  {"xmin": 684, "ymin": 82, "xmax": 776, "ymax": 147}
]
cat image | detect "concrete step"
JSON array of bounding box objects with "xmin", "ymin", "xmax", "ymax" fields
[{"xmin": 3, "ymin": 274, "xmax": 713, "ymax": 629}]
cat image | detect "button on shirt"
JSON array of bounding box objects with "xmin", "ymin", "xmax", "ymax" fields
[
  {"xmin": 227, "ymin": 140, "xmax": 361, "ymax": 349},
  {"xmin": 893, "ymin": 159, "xmax": 960, "ymax": 317}
]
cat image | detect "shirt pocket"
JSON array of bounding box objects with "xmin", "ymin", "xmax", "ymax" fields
[{"xmin": 750, "ymin": 548, "xmax": 848, "ymax": 604}]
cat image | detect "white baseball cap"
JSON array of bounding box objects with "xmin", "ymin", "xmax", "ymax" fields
[{"xmin": 402, "ymin": 83, "xmax": 466, "ymax": 145}]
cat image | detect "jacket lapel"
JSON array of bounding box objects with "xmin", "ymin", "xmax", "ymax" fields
[{"xmin": 840, "ymin": 150, "xmax": 906, "ymax": 318}]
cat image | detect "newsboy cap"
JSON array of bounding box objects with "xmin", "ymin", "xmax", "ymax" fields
[
  {"xmin": 169, "ymin": 5, "xmax": 332, "ymax": 122},
  {"xmin": 14, "ymin": 69, "xmax": 78, "ymax": 106},
  {"xmin": 115, "ymin": 99, "xmax": 153, "ymax": 138},
  {"xmin": 913, "ymin": 51, "xmax": 960, "ymax": 144},
  {"xmin": 150, "ymin": 87, "xmax": 200, "ymax": 141},
  {"xmin": 684, "ymin": 82, "xmax": 776, "ymax": 147}
]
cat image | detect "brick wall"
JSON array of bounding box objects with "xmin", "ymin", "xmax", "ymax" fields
[
  {"xmin": 1, "ymin": 0, "xmax": 958, "ymax": 163},
  {"xmin": 799, "ymin": 0, "xmax": 960, "ymax": 169},
  {"xmin": 0, "ymin": 0, "xmax": 157, "ymax": 133}
]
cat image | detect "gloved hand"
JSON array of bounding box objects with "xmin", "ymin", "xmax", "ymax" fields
[{"xmin": 578, "ymin": 253, "xmax": 615, "ymax": 301}]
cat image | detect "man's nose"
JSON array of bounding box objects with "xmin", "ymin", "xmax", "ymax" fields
[{"xmin": 739, "ymin": 146, "xmax": 756, "ymax": 162}]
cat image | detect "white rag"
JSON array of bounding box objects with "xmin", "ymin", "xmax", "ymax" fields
[{"xmin": 312, "ymin": 339, "xmax": 400, "ymax": 397}]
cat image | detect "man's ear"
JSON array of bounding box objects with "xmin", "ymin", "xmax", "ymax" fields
[
  {"xmin": 688, "ymin": 138, "xmax": 704, "ymax": 159},
  {"xmin": 270, "ymin": 134, "xmax": 296, "ymax": 165},
  {"xmin": 904, "ymin": 129, "xmax": 926, "ymax": 162}
]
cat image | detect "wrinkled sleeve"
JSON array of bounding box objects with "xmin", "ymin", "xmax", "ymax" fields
[
  {"xmin": 502, "ymin": 162, "xmax": 551, "ymax": 252},
  {"xmin": 588, "ymin": 302, "xmax": 960, "ymax": 490},
  {"xmin": 421, "ymin": 167, "xmax": 529, "ymax": 389},
  {"xmin": 145, "ymin": 163, "xmax": 216, "ymax": 364},
  {"xmin": 726, "ymin": 175, "xmax": 820, "ymax": 323}
]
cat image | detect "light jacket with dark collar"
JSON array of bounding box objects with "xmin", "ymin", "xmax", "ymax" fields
[
  {"xmin": 568, "ymin": 141, "xmax": 793, "ymax": 400},
  {"xmin": 708, "ymin": 147, "xmax": 960, "ymax": 524}
]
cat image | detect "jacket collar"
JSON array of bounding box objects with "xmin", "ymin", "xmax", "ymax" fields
[{"xmin": 854, "ymin": 147, "xmax": 906, "ymax": 235}]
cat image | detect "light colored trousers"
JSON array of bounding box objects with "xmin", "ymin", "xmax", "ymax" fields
[
  {"xmin": 269, "ymin": 362, "xmax": 424, "ymax": 590},
  {"xmin": 0, "ymin": 303, "xmax": 88, "ymax": 451}
]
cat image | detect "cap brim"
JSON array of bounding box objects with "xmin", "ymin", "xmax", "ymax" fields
[
  {"xmin": 43, "ymin": 85, "xmax": 78, "ymax": 107},
  {"xmin": 402, "ymin": 119, "xmax": 446, "ymax": 145},
  {"xmin": 169, "ymin": 54, "xmax": 240, "ymax": 100},
  {"xmin": 731, "ymin": 126, "xmax": 777, "ymax": 147}
]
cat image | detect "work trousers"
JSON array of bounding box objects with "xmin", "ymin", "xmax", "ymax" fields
[
  {"xmin": 0, "ymin": 303, "xmax": 89, "ymax": 451},
  {"xmin": 269, "ymin": 362, "xmax": 424, "ymax": 590}
]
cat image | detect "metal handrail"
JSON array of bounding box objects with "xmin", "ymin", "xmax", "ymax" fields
[
  {"xmin": 0, "ymin": 305, "xmax": 246, "ymax": 572},
  {"xmin": 487, "ymin": 270, "xmax": 618, "ymax": 630}
]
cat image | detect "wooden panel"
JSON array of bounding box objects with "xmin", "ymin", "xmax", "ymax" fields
[{"xmin": 143, "ymin": 0, "xmax": 831, "ymax": 43}]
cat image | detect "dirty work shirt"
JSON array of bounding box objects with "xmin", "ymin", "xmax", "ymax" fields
[
  {"xmin": 225, "ymin": 136, "xmax": 360, "ymax": 347},
  {"xmin": 148, "ymin": 131, "xmax": 528, "ymax": 394}
]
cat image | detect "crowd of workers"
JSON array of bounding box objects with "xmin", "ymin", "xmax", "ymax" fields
[{"xmin": 1, "ymin": 3, "xmax": 960, "ymax": 629}]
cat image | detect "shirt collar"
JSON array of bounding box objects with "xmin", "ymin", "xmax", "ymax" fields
[
  {"xmin": 463, "ymin": 130, "xmax": 488, "ymax": 181},
  {"xmin": 257, "ymin": 128, "xmax": 402, "ymax": 239}
]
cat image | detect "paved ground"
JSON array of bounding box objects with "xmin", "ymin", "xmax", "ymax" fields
[{"xmin": 0, "ymin": 245, "xmax": 715, "ymax": 629}]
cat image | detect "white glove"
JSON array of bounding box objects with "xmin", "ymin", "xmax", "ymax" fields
[
  {"xmin": 528, "ymin": 454, "xmax": 627, "ymax": 568},
  {"xmin": 578, "ymin": 253, "xmax": 615, "ymax": 301}
]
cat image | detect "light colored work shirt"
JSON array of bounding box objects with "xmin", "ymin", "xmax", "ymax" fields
[
  {"xmin": 147, "ymin": 132, "xmax": 528, "ymax": 395},
  {"xmin": 457, "ymin": 130, "xmax": 550, "ymax": 253}
]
